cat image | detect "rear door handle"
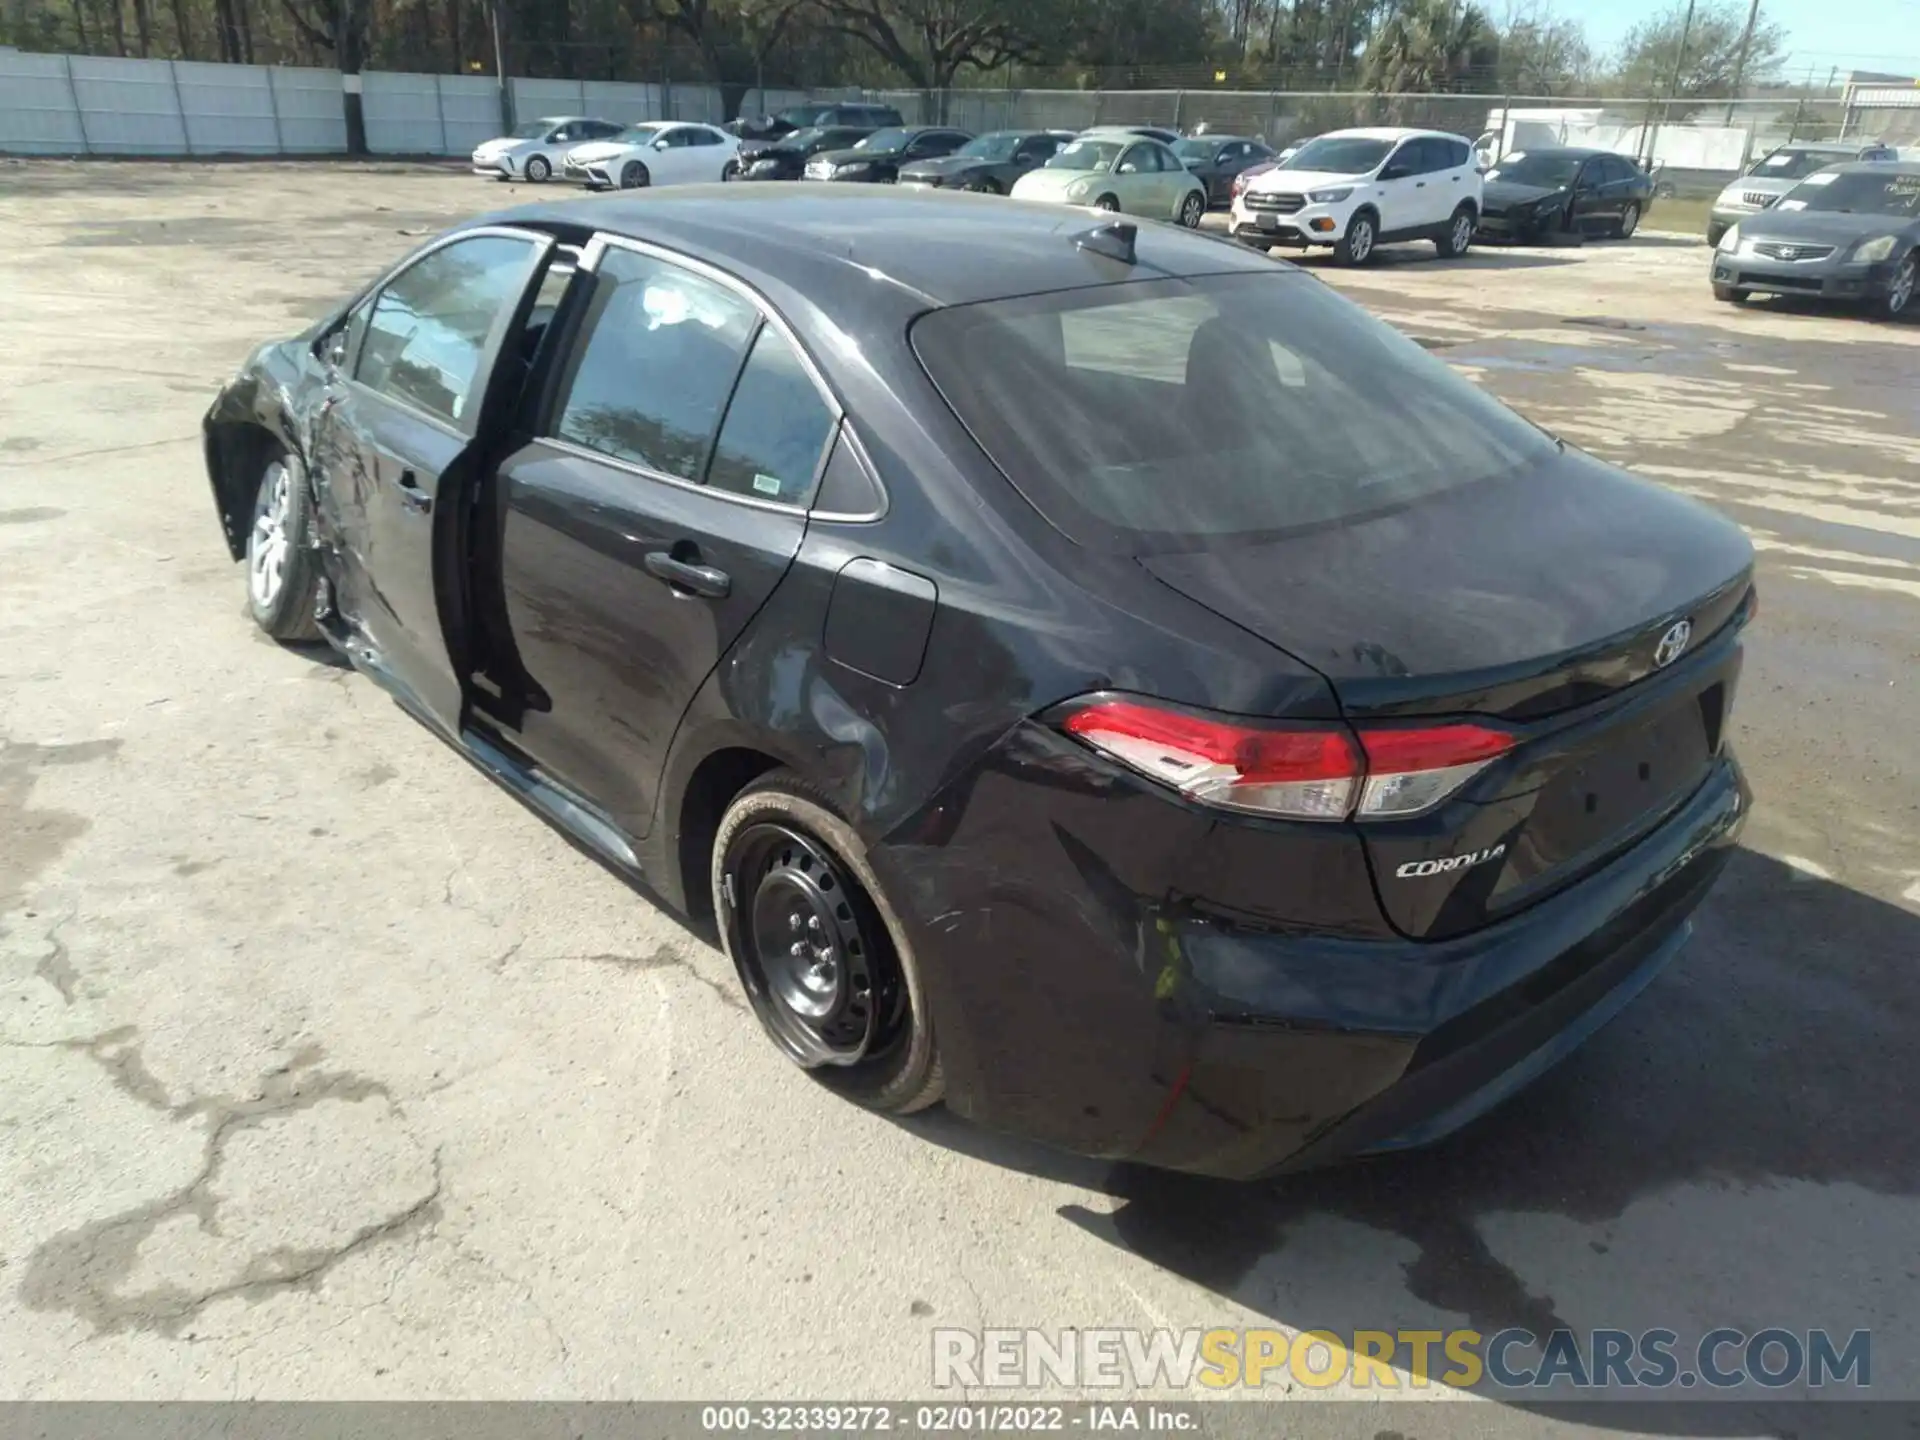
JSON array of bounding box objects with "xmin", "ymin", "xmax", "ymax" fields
[{"xmin": 644, "ymin": 550, "xmax": 731, "ymax": 599}]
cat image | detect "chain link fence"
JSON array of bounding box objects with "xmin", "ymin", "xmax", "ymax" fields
[{"xmin": 6, "ymin": 45, "xmax": 1909, "ymax": 191}]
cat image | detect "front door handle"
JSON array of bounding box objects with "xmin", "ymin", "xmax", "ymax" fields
[
  {"xmin": 394, "ymin": 468, "xmax": 431, "ymax": 514},
  {"xmin": 644, "ymin": 550, "xmax": 731, "ymax": 599}
]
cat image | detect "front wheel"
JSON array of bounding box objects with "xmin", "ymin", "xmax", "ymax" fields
[
  {"xmin": 523, "ymin": 154, "xmax": 552, "ymax": 183},
  {"xmin": 1712, "ymin": 282, "xmax": 1750, "ymax": 304},
  {"xmin": 1705, "ymin": 221, "xmax": 1728, "ymax": 248},
  {"xmin": 1881, "ymin": 255, "xmax": 1917, "ymax": 319},
  {"xmin": 1178, "ymin": 190, "xmax": 1204, "ymax": 228},
  {"xmin": 619, "ymin": 159, "xmax": 651, "ymax": 190},
  {"xmin": 713, "ymin": 773, "xmax": 943, "ymax": 1114},
  {"xmin": 246, "ymin": 451, "xmax": 322, "ymax": 642},
  {"xmin": 1436, "ymin": 205, "xmax": 1475, "ymax": 259},
  {"xmin": 1615, "ymin": 201, "xmax": 1641, "ymax": 239},
  {"xmin": 1336, "ymin": 211, "xmax": 1377, "ymax": 265},
  {"xmin": 721, "ymin": 159, "xmax": 740, "ymax": 181}
]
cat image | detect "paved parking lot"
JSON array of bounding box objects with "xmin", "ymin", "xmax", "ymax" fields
[{"xmin": 2, "ymin": 161, "xmax": 1917, "ymax": 1415}]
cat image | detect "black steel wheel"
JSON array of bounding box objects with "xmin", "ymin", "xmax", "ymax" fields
[{"xmin": 713, "ymin": 773, "xmax": 942, "ymax": 1112}]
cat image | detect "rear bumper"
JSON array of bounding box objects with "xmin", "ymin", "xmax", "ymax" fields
[
  {"xmin": 878, "ymin": 729, "xmax": 1749, "ymax": 1180},
  {"xmin": 1711, "ymin": 254, "xmax": 1891, "ymax": 300}
]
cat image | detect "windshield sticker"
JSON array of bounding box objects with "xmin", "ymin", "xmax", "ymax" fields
[
  {"xmin": 1777, "ymin": 199, "xmax": 1807, "ymax": 210},
  {"xmin": 1763, "ymin": 153, "xmax": 1796, "ymax": 167},
  {"xmin": 753, "ymin": 473, "xmax": 784, "ymax": 496},
  {"xmin": 1799, "ymin": 171, "xmax": 1838, "ymax": 185},
  {"xmin": 1890, "ymin": 177, "xmax": 1920, "ymax": 196}
]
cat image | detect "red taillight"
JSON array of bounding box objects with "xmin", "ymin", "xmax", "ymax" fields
[{"xmin": 1058, "ymin": 698, "xmax": 1513, "ymax": 821}]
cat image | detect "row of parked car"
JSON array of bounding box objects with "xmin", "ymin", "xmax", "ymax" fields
[{"xmin": 467, "ymin": 111, "xmax": 1919, "ymax": 313}]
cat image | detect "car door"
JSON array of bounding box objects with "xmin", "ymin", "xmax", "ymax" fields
[
  {"xmin": 1369, "ymin": 139, "xmax": 1423, "ymax": 233},
  {"xmin": 488, "ymin": 237, "xmax": 840, "ymax": 837},
  {"xmin": 1113, "ymin": 143, "xmax": 1157, "ymax": 212},
  {"xmin": 318, "ymin": 228, "xmax": 550, "ymax": 730},
  {"xmin": 1569, "ymin": 157, "xmax": 1610, "ymax": 232},
  {"xmin": 684, "ymin": 125, "xmax": 733, "ymax": 180}
]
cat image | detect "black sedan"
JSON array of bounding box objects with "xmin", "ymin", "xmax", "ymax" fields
[
  {"xmin": 731, "ymin": 125, "xmax": 875, "ymax": 182},
  {"xmin": 804, "ymin": 125, "xmax": 972, "ymax": 184},
  {"xmin": 204, "ymin": 187, "xmax": 1754, "ymax": 1179},
  {"xmin": 1478, "ymin": 147, "xmax": 1653, "ymax": 242},
  {"xmin": 1712, "ymin": 161, "xmax": 1920, "ymax": 319},
  {"xmin": 1171, "ymin": 134, "xmax": 1278, "ymax": 206},
  {"xmin": 897, "ymin": 129, "xmax": 1074, "ymax": 193}
]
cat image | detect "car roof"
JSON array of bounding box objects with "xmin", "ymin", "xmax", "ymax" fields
[
  {"xmin": 1316, "ymin": 126, "xmax": 1467, "ymax": 141},
  {"xmin": 477, "ymin": 186, "xmax": 1280, "ymax": 318},
  {"xmin": 1504, "ymin": 146, "xmax": 1619, "ymax": 158},
  {"xmin": 1825, "ymin": 159, "xmax": 1920, "ymax": 175}
]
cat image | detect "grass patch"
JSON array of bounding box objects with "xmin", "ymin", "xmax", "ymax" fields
[{"xmin": 1646, "ymin": 195, "xmax": 1714, "ymax": 237}]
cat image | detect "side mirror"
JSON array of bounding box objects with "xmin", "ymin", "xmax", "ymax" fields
[
  {"xmin": 322, "ymin": 330, "xmax": 348, "ymax": 372},
  {"xmin": 653, "ymin": 137, "xmax": 671, "ymax": 150}
]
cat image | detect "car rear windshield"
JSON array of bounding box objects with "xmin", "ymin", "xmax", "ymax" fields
[
  {"xmin": 1780, "ymin": 169, "xmax": 1920, "ymax": 217},
  {"xmin": 911, "ymin": 272, "xmax": 1555, "ymax": 553},
  {"xmin": 1281, "ymin": 136, "xmax": 1393, "ymax": 173},
  {"xmin": 1747, "ymin": 148, "xmax": 1848, "ymax": 179}
]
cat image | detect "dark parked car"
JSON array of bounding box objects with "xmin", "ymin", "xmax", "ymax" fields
[
  {"xmin": 897, "ymin": 129, "xmax": 1074, "ymax": 193},
  {"xmin": 1478, "ymin": 147, "xmax": 1653, "ymax": 242},
  {"xmin": 1172, "ymin": 134, "xmax": 1278, "ymax": 206},
  {"xmin": 732, "ymin": 125, "xmax": 876, "ymax": 181},
  {"xmin": 726, "ymin": 101, "xmax": 904, "ymax": 144},
  {"xmin": 205, "ymin": 187, "xmax": 1754, "ymax": 1179},
  {"xmin": 1711, "ymin": 161, "xmax": 1920, "ymax": 319},
  {"xmin": 804, "ymin": 126, "xmax": 972, "ymax": 183}
]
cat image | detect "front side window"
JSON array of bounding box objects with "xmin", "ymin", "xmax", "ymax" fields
[
  {"xmin": 707, "ymin": 328, "xmax": 837, "ymax": 505},
  {"xmin": 549, "ymin": 247, "xmax": 757, "ymax": 480},
  {"xmin": 1118, "ymin": 144, "xmax": 1152, "ymax": 175},
  {"xmin": 912, "ymin": 272, "xmax": 1555, "ymax": 553},
  {"xmin": 356, "ymin": 233, "xmax": 540, "ymax": 426},
  {"xmin": 858, "ymin": 127, "xmax": 911, "ymax": 151}
]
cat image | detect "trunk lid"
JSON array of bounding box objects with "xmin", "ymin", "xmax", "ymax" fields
[{"xmin": 1140, "ymin": 449, "xmax": 1755, "ymax": 938}]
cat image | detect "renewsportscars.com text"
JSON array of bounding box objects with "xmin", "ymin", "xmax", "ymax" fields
[{"xmin": 932, "ymin": 1327, "xmax": 1871, "ymax": 1391}]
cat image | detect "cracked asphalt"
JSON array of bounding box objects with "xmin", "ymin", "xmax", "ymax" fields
[{"xmin": 1, "ymin": 161, "xmax": 1917, "ymax": 1419}]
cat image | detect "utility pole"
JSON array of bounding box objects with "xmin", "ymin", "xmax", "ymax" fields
[
  {"xmin": 1644, "ymin": 0, "xmax": 1697, "ymax": 170},
  {"xmin": 1724, "ymin": 0, "xmax": 1761, "ymax": 123}
]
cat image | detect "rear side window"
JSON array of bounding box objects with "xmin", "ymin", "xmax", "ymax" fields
[
  {"xmin": 548, "ymin": 246, "xmax": 756, "ymax": 479},
  {"xmin": 912, "ymin": 272, "xmax": 1555, "ymax": 553},
  {"xmin": 356, "ymin": 233, "xmax": 539, "ymax": 425},
  {"xmin": 707, "ymin": 328, "xmax": 837, "ymax": 505}
]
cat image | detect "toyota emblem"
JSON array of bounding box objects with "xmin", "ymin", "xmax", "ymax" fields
[{"xmin": 1653, "ymin": 619, "xmax": 1693, "ymax": 668}]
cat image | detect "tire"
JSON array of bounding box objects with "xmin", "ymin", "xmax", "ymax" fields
[
  {"xmin": 1705, "ymin": 221, "xmax": 1727, "ymax": 248},
  {"xmin": 619, "ymin": 159, "xmax": 650, "ymax": 190},
  {"xmin": 245, "ymin": 449, "xmax": 322, "ymax": 643},
  {"xmin": 1435, "ymin": 204, "xmax": 1475, "ymax": 259},
  {"xmin": 1178, "ymin": 190, "xmax": 1205, "ymax": 228},
  {"xmin": 721, "ymin": 159, "xmax": 740, "ymax": 182},
  {"xmin": 1335, "ymin": 210, "xmax": 1377, "ymax": 265},
  {"xmin": 1093, "ymin": 194, "xmax": 1120, "ymax": 212},
  {"xmin": 524, "ymin": 154, "xmax": 552, "ymax": 183},
  {"xmin": 1880, "ymin": 255, "xmax": 1916, "ymax": 320},
  {"xmin": 1615, "ymin": 201, "xmax": 1641, "ymax": 239},
  {"xmin": 1712, "ymin": 283, "xmax": 1749, "ymax": 304},
  {"xmin": 977, "ymin": 177, "xmax": 1002, "ymax": 194},
  {"xmin": 712, "ymin": 771, "xmax": 943, "ymax": 1115}
]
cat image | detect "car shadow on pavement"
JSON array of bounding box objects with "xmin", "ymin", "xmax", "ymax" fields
[
  {"xmin": 905, "ymin": 847, "xmax": 1919, "ymax": 1428},
  {"xmin": 1287, "ymin": 248, "xmax": 1585, "ymax": 272}
]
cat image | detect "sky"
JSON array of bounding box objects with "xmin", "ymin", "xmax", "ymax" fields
[{"xmin": 1550, "ymin": 0, "xmax": 1920, "ymax": 78}]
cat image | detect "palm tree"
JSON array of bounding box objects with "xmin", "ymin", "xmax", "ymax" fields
[{"xmin": 1361, "ymin": 0, "xmax": 1497, "ymax": 94}]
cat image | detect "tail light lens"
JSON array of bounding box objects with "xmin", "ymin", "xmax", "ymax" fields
[{"xmin": 1058, "ymin": 698, "xmax": 1513, "ymax": 822}]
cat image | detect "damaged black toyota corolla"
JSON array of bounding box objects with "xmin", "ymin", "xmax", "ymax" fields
[{"xmin": 205, "ymin": 187, "xmax": 1754, "ymax": 1178}]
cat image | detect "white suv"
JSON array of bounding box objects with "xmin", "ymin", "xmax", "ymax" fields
[{"xmin": 1230, "ymin": 127, "xmax": 1484, "ymax": 264}]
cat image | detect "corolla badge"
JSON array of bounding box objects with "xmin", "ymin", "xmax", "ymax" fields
[
  {"xmin": 1653, "ymin": 619, "xmax": 1693, "ymax": 669},
  {"xmin": 1395, "ymin": 843, "xmax": 1506, "ymax": 879}
]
